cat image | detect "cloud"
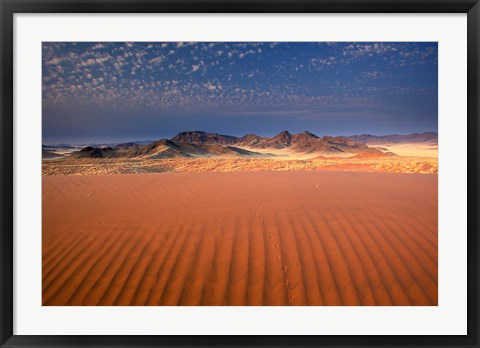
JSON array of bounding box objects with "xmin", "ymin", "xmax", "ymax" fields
[
  {"xmin": 149, "ymin": 55, "xmax": 165, "ymax": 64},
  {"xmin": 361, "ymin": 71, "xmax": 384, "ymax": 80},
  {"xmin": 46, "ymin": 57, "xmax": 63, "ymax": 65},
  {"xmin": 343, "ymin": 43, "xmax": 395, "ymax": 57},
  {"xmin": 310, "ymin": 57, "xmax": 335, "ymax": 68},
  {"xmin": 238, "ymin": 49, "xmax": 261, "ymax": 59},
  {"xmin": 92, "ymin": 43, "xmax": 106, "ymax": 50},
  {"xmin": 80, "ymin": 56, "xmax": 112, "ymax": 67},
  {"xmin": 42, "ymin": 42, "xmax": 437, "ymax": 119},
  {"xmin": 340, "ymin": 43, "xmax": 437, "ymax": 67}
]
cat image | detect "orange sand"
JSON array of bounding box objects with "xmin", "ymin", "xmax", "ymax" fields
[{"xmin": 42, "ymin": 171, "xmax": 437, "ymax": 306}]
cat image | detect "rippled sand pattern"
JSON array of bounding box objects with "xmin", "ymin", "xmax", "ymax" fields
[{"xmin": 43, "ymin": 171, "xmax": 437, "ymax": 306}]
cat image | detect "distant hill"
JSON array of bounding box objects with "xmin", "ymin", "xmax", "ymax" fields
[
  {"xmin": 346, "ymin": 132, "xmax": 437, "ymax": 145},
  {"xmin": 43, "ymin": 144, "xmax": 75, "ymax": 149},
  {"xmin": 42, "ymin": 149, "xmax": 63, "ymax": 159},
  {"xmin": 70, "ymin": 146, "xmax": 117, "ymax": 159}
]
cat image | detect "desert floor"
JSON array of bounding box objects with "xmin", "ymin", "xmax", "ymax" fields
[
  {"xmin": 43, "ymin": 170, "xmax": 437, "ymax": 306},
  {"xmin": 42, "ymin": 155, "xmax": 437, "ymax": 176}
]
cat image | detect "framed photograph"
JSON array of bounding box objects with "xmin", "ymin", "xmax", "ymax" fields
[{"xmin": 1, "ymin": 0, "xmax": 479, "ymax": 347}]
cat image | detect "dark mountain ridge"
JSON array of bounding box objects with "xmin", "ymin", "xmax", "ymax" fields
[
  {"xmin": 169, "ymin": 130, "xmax": 381, "ymax": 155},
  {"xmin": 70, "ymin": 139, "xmax": 267, "ymax": 159},
  {"xmin": 171, "ymin": 131, "xmax": 239, "ymax": 145},
  {"xmin": 346, "ymin": 132, "xmax": 437, "ymax": 145}
]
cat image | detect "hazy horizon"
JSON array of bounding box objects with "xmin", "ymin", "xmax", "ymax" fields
[{"xmin": 43, "ymin": 42, "xmax": 438, "ymax": 144}]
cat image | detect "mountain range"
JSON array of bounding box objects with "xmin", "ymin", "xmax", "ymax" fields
[
  {"xmin": 44, "ymin": 131, "xmax": 437, "ymax": 159},
  {"xmin": 71, "ymin": 139, "xmax": 267, "ymax": 159},
  {"xmin": 67, "ymin": 131, "xmax": 386, "ymax": 159},
  {"xmin": 172, "ymin": 130, "xmax": 381, "ymax": 153},
  {"xmin": 346, "ymin": 132, "xmax": 437, "ymax": 145}
]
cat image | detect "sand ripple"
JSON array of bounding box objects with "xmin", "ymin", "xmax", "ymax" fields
[{"xmin": 43, "ymin": 171, "xmax": 437, "ymax": 306}]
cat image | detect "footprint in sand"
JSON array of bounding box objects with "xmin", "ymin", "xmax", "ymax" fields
[
  {"xmin": 275, "ymin": 256, "xmax": 280, "ymax": 261},
  {"xmin": 87, "ymin": 193, "xmax": 95, "ymax": 197},
  {"xmin": 274, "ymin": 244, "xmax": 278, "ymax": 249},
  {"xmin": 315, "ymin": 184, "xmax": 322, "ymax": 189}
]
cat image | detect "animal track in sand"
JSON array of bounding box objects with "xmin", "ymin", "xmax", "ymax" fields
[{"xmin": 253, "ymin": 192, "xmax": 289, "ymax": 301}]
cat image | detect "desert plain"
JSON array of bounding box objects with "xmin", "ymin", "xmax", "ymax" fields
[{"xmin": 43, "ymin": 132, "xmax": 438, "ymax": 306}]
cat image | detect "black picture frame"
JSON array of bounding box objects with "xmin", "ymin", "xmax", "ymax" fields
[{"xmin": 1, "ymin": 0, "xmax": 479, "ymax": 347}]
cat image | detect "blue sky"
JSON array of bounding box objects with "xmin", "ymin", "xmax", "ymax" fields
[{"xmin": 42, "ymin": 42, "xmax": 437, "ymax": 144}]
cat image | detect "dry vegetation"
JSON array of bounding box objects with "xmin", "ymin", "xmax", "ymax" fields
[{"xmin": 42, "ymin": 155, "xmax": 438, "ymax": 176}]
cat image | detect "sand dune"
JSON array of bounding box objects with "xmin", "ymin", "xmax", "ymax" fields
[{"xmin": 43, "ymin": 171, "xmax": 437, "ymax": 306}]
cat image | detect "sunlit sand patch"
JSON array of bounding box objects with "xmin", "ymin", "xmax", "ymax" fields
[{"xmin": 373, "ymin": 142, "xmax": 438, "ymax": 158}]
